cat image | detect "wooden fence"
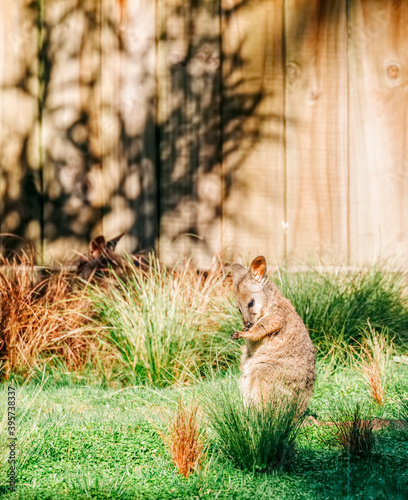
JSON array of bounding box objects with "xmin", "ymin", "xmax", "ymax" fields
[{"xmin": 0, "ymin": 0, "xmax": 407, "ymax": 267}]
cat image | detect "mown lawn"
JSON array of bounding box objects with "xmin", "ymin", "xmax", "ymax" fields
[{"xmin": 1, "ymin": 361, "xmax": 407, "ymax": 500}]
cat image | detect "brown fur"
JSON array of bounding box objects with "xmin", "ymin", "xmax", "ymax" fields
[
  {"xmin": 230, "ymin": 256, "xmax": 316, "ymax": 411},
  {"xmin": 76, "ymin": 234, "xmax": 124, "ymax": 280}
]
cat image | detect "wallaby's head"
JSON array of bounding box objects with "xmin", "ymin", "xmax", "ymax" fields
[
  {"xmin": 230, "ymin": 256, "xmax": 269, "ymax": 330},
  {"xmin": 76, "ymin": 233, "xmax": 124, "ymax": 279},
  {"xmin": 89, "ymin": 233, "xmax": 123, "ymax": 260}
]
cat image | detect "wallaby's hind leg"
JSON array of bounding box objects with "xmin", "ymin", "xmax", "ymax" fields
[
  {"xmin": 240, "ymin": 374, "xmax": 283, "ymax": 408},
  {"xmin": 240, "ymin": 367, "xmax": 299, "ymax": 410}
]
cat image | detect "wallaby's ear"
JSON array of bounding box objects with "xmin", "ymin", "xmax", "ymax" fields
[
  {"xmin": 106, "ymin": 233, "xmax": 124, "ymax": 251},
  {"xmin": 90, "ymin": 236, "xmax": 106, "ymax": 258},
  {"xmin": 230, "ymin": 263, "xmax": 247, "ymax": 286},
  {"xmin": 250, "ymin": 256, "xmax": 267, "ymax": 283}
]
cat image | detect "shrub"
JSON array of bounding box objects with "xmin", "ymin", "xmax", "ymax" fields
[{"xmin": 204, "ymin": 380, "xmax": 306, "ymax": 471}]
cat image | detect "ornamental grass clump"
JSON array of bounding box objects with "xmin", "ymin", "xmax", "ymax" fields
[
  {"xmin": 348, "ymin": 323, "xmax": 394, "ymax": 405},
  {"xmin": 274, "ymin": 265, "xmax": 408, "ymax": 353},
  {"xmin": 322, "ymin": 401, "xmax": 376, "ymax": 459},
  {"xmin": 167, "ymin": 399, "xmax": 206, "ymax": 478},
  {"xmin": 204, "ymin": 380, "xmax": 306, "ymax": 472},
  {"xmin": 89, "ymin": 255, "xmax": 239, "ymax": 386},
  {"xmin": 0, "ymin": 253, "xmax": 94, "ymax": 379},
  {"xmin": 394, "ymin": 393, "xmax": 408, "ymax": 435}
]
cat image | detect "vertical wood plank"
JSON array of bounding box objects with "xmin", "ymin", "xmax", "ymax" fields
[
  {"xmin": 220, "ymin": 0, "xmax": 285, "ymax": 265},
  {"xmin": 0, "ymin": 3, "xmax": 4, "ymax": 245},
  {"xmin": 0, "ymin": 0, "xmax": 40, "ymax": 255},
  {"xmin": 98, "ymin": 0, "xmax": 157, "ymax": 254},
  {"xmin": 284, "ymin": 0, "xmax": 348, "ymax": 262},
  {"xmin": 157, "ymin": 0, "xmax": 223, "ymax": 268},
  {"xmin": 42, "ymin": 0, "xmax": 104, "ymax": 262},
  {"xmin": 349, "ymin": 0, "xmax": 408, "ymax": 263}
]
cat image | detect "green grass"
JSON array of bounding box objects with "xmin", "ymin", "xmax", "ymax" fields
[
  {"xmin": 87, "ymin": 257, "xmax": 240, "ymax": 387},
  {"xmin": 393, "ymin": 392, "xmax": 408, "ymax": 440},
  {"xmin": 1, "ymin": 259, "xmax": 408, "ymax": 498},
  {"xmin": 273, "ymin": 266, "xmax": 408, "ymax": 354},
  {"xmin": 319, "ymin": 400, "xmax": 377, "ymax": 459},
  {"xmin": 1, "ymin": 359, "xmax": 407, "ymax": 499},
  {"xmin": 397, "ymin": 394, "xmax": 408, "ymax": 425},
  {"xmin": 2, "ymin": 259, "xmax": 408, "ymax": 387},
  {"xmin": 204, "ymin": 380, "xmax": 306, "ymax": 471}
]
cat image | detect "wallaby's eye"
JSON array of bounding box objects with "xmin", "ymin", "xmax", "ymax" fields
[{"xmin": 248, "ymin": 299, "xmax": 254, "ymax": 309}]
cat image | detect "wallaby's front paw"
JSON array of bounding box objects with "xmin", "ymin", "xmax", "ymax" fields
[{"xmin": 231, "ymin": 331, "xmax": 242, "ymax": 340}]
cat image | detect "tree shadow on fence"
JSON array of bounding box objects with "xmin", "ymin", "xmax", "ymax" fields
[
  {"xmin": 0, "ymin": 0, "xmax": 272, "ymax": 264},
  {"xmin": 0, "ymin": 0, "xmax": 359, "ymax": 264}
]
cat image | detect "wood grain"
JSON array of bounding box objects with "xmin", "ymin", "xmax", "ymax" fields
[
  {"xmin": 0, "ymin": 1, "xmax": 408, "ymax": 267},
  {"xmin": 0, "ymin": 0, "xmax": 40, "ymax": 254},
  {"xmin": 220, "ymin": 0, "xmax": 285, "ymax": 265},
  {"xmin": 349, "ymin": 0, "xmax": 408, "ymax": 264},
  {"xmin": 284, "ymin": 0, "xmax": 348, "ymax": 262},
  {"xmin": 41, "ymin": 0, "xmax": 103, "ymax": 261},
  {"xmin": 158, "ymin": 0, "xmax": 223, "ymax": 267},
  {"xmin": 98, "ymin": 0, "xmax": 157, "ymax": 255}
]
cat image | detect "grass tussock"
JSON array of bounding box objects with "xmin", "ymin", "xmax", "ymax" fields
[
  {"xmin": 322, "ymin": 402, "xmax": 376, "ymax": 459},
  {"xmin": 348, "ymin": 323, "xmax": 394, "ymax": 405},
  {"xmin": 395, "ymin": 393, "xmax": 408, "ymax": 432},
  {"xmin": 0, "ymin": 253, "xmax": 95, "ymax": 379},
  {"xmin": 167, "ymin": 399, "xmax": 206, "ymax": 478},
  {"xmin": 89, "ymin": 256, "xmax": 240, "ymax": 386},
  {"xmin": 274, "ymin": 265, "xmax": 408, "ymax": 352},
  {"xmin": 204, "ymin": 380, "xmax": 306, "ymax": 471},
  {"xmin": 1, "ymin": 251, "xmax": 407, "ymax": 386}
]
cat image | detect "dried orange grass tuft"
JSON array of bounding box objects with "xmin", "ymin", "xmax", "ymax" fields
[
  {"xmin": 0, "ymin": 253, "xmax": 95, "ymax": 378},
  {"xmin": 167, "ymin": 399, "xmax": 206, "ymax": 478},
  {"xmin": 349, "ymin": 323, "xmax": 394, "ymax": 406}
]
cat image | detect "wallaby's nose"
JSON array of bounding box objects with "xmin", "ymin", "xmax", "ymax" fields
[{"xmin": 243, "ymin": 322, "xmax": 252, "ymax": 332}]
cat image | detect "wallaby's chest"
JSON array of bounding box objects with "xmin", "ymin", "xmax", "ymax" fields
[{"xmin": 243, "ymin": 337, "xmax": 271, "ymax": 361}]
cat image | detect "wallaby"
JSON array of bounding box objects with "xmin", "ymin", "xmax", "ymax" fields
[
  {"xmin": 76, "ymin": 233, "xmax": 124, "ymax": 280},
  {"xmin": 230, "ymin": 256, "xmax": 316, "ymax": 412}
]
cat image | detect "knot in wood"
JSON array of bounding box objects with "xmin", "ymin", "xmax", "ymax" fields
[
  {"xmin": 387, "ymin": 64, "xmax": 401, "ymax": 80},
  {"xmin": 286, "ymin": 62, "xmax": 300, "ymax": 85}
]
